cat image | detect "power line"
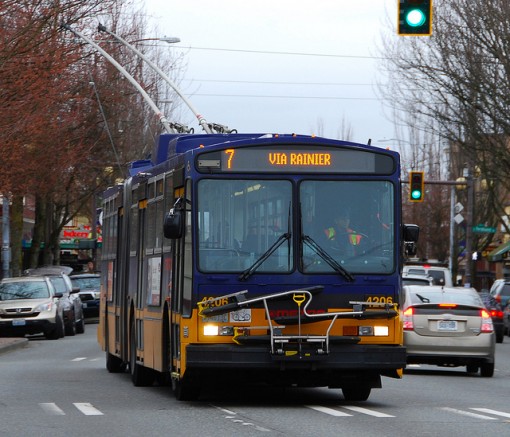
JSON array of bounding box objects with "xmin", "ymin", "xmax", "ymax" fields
[
  {"xmin": 185, "ymin": 79, "xmax": 375, "ymax": 86},
  {"xmin": 190, "ymin": 93, "xmax": 382, "ymax": 101},
  {"xmin": 174, "ymin": 45, "xmax": 384, "ymax": 60}
]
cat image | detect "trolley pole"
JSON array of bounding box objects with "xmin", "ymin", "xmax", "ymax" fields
[
  {"xmin": 61, "ymin": 24, "xmax": 175, "ymax": 135},
  {"xmin": 97, "ymin": 24, "xmax": 213, "ymax": 134}
]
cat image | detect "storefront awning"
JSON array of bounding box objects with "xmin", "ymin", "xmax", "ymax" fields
[{"xmin": 488, "ymin": 241, "xmax": 510, "ymax": 262}]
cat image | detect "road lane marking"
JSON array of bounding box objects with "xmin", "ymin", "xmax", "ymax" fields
[
  {"xmin": 470, "ymin": 408, "xmax": 510, "ymax": 419},
  {"xmin": 343, "ymin": 406, "xmax": 395, "ymax": 418},
  {"xmin": 39, "ymin": 403, "xmax": 65, "ymax": 415},
  {"xmin": 71, "ymin": 357, "xmax": 87, "ymax": 362},
  {"xmin": 441, "ymin": 407, "xmax": 497, "ymax": 420},
  {"xmin": 212, "ymin": 405, "xmax": 271, "ymax": 432},
  {"xmin": 306, "ymin": 406, "xmax": 352, "ymax": 417},
  {"xmin": 73, "ymin": 402, "xmax": 104, "ymax": 415}
]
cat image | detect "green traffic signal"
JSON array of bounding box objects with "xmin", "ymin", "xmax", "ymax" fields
[
  {"xmin": 411, "ymin": 188, "xmax": 422, "ymax": 200},
  {"xmin": 409, "ymin": 171, "xmax": 425, "ymax": 202},
  {"xmin": 405, "ymin": 9, "xmax": 426, "ymax": 27},
  {"xmin": 398, "ymin": 0, "xmax": 432, "ymax": 36}
]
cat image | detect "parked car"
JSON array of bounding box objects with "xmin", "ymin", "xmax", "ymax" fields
[
  {"xmin": 70, "ymin": 274, "xmax": 100, "ymax": 318},
  {"xmin": 402, "ymin": 285, "xmax": 495, "ymax": 377},
  {"xmin": 24, "ymin": 266, "xmax": 85, "ymax": 336},
  {"xmin": 403, "ymin": 265, "xmax": 453, "ymax": 287},
  {"xmin": 0, "ymin": 276, "xmax": 65, "ymax": 339},
  {"xmin": 476, "ymin": 288, "xmax": 504, "ymax": 344},
  {"xmin": 504, "ymin": 304, "xmax": 510, "ymax": 337},
  {"xmin": 489, "ymin": 279, "xmax": 510, "ymax": 308}
]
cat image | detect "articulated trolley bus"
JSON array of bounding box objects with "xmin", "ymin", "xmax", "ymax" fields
[{"xmin": 98, "ymin": 132, "xmax": 418, "ymax": 401}]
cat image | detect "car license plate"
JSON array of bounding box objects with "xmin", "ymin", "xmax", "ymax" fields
[
  {"xmin": 438, "ymin": 320, "xmax": 457, "ymax": 331},
  {"xmin": 82, "ymin": 303, "xmax": 88, "ymax": 308},
  {"xmin": 12, "ymin": 319, "xmax": 26, "ymax": 326}
]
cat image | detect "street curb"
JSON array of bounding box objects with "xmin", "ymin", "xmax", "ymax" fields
[{"xmin": 0, "ymin": 338, "xmax": 29, "ymax": 355}]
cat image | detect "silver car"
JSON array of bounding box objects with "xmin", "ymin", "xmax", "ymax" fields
[
  {"xmin": 402, "ymin": 285, "xmax": 495, "ymax": 377},
  {"xmin": 0, "ymin": 276, "xmax": 66, "ymax": 339}
]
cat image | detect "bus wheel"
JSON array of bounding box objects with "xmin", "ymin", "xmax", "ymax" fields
[
  {"xmin": 342, "ymin": 386, "xmax": 371, "ymax": 401},
  {"xmin": 106, "ymin": 352, "xmax": 126, "ymax": 373},
  {"xmin": 130, "ymin": 322, "xmax": 154, "ymax": 386},
  {"xmin": 172, "ymin": 376, "xmax": 200, "ymax": 401}
]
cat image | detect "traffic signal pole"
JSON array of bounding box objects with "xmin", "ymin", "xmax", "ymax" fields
[{"xmin": 404, "ymin": 177, "xmax": 470, "ymax": 284}]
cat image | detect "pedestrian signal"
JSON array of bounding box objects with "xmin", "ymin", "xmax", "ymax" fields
[
  {"xmin": 398, "ymin": 0, "xmax": 432, "ymax": 36},
  {"xmin": 409, "ymin": 171, "xmax": 424, "ymax": 202}
]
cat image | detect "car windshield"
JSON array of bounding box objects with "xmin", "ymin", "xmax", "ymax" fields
[
  {"xmin": 403, "ymin": 278, "xmax": 431, "ymax": 286},
  {"xmin": 71, "ymin": 277, "xmax": 100, "ymax": 290},
  {"xmin": 427, "ymin": 270, "xmax": 446, "ymax": 286},
  {"xmin": 409, "ymin": 290, "xmax": 481, "ymax": 306},
  {"xmin": 0, "ymin": 282, "xmax": 50, "ymax": 300}
]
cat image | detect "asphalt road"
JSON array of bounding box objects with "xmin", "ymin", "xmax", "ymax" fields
[{"xmin": 2, "ymin": 323, "xmax": 510, "ymax": 437}]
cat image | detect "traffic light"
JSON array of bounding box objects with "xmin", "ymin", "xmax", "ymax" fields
[
  {"xmin": 398, "ymin": 0, "xmax": 433, "ymax": 36},
  {"xmin": 409, "ymin": 171, "xmax": 425, "ymax": 202}
]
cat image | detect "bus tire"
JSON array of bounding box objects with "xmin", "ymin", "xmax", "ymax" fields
[
  {"xmin": 172, "ymin": 376, "xmax": 200, "ymax": 401},
  {"xmin": 342, "ymin": 386, "xmax": 371, "ymax": 401},
  {"xmin": 106, "ymin": 352, "xmax": 126, "ymax": 373},
  {"xmin": 130, "ymin": 320, "xmax": 154, "ymax": 386}
]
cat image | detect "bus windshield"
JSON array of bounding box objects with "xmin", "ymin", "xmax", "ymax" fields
[
  {"xmin": 197, "ymin": 179, "xmax": 293, "ymax": 273},
  {"xmin": 300, "ymin": 180, "xmax": 394, "ymax": 274}
]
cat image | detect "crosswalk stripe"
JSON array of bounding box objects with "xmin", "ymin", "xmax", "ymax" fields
[
  {"xmin": 39, "ymin": 403, "xmax": 65, "ymax": 415},
  {"xmin": 306, "ymin": 406, "xmax": 352, "ymax": 416},
  {"xmin": 343, "ymin": 405, "xmax": 395, "ymax": 418},
  {"xmin": 441, "ymin": 407, "xmax": 497, "ymax": 420},
  {"xmin": 470, "ymin": 408, "xmax": 510, "ymax": 419},
  {"xmin": 74, "ymin": 402, "xmax": 104, "ymax": 415}
]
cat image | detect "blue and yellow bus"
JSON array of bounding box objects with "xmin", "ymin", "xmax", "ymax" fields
[{"xmin": 98, "ymin": 132, "xmax": 418, "ymax": 401}]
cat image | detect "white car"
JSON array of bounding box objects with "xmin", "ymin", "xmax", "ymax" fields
[{"xmin": 403, "ymin": 265, "xmax": 453, "ymax": 287}]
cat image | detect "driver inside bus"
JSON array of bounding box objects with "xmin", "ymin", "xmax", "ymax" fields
[{"xmin": 323, "ymin": 208, "xmax": 367, "ymax": 256}]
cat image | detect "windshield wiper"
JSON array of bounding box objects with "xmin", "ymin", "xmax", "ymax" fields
[
  {"xmin": 302, "ymin": 234, "xmax": 355, "ymax": 282},
  {"xmin": 416, "ymin": 293, "xmax": 430, "ymax": 303},
  {"xmin": 239, "ymin": 232, "xmax": 291, "ymax": 281}
]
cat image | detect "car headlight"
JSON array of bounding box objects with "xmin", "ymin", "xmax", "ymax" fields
[{"xmin": 34, "ymin": 301, "xmax": 54, "ymax": 312}]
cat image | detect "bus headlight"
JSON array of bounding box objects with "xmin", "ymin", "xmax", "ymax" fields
[
  {"xmin": 358, "ymin": 326, "xmax": 389, "ymax": 336},
  {"xmin": 203, "ymin": 325, "xmax": 219, "ymax": 336},
  {"xmin": 373, "ymin": 326, "xmax": 389, "ymax": 336},
  {"xmin": 203, "ymin": 325, "xmax": 235, "ymax": 336}
]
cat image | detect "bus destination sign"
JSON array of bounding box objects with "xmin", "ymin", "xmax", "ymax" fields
[{"xmin": 197, "ymin": 145, "xmax": 394, "ymax": 174}]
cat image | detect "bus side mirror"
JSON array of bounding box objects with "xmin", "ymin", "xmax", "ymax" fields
[
  {"xmin": 403, "ymin": 224, "xmax": 420, "ymax": 257},
  {"xmin": 403, "ymin": 224, "xmax": 419, "ymax": 242},
  {"xmin": 164, "ymin": 209, "xmax": 183, "ymax": 239}
]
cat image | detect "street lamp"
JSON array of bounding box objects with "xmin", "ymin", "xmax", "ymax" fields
[{"xmin": 129, "ymin": 36, "xmax": 181, "ymax": 44}]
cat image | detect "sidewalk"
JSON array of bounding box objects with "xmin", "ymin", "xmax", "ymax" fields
[{"xmin": 0, "ymin": 337, "xmax": 29, "ymax": 355}]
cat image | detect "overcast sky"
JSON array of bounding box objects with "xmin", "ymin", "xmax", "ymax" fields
[{"xmin": 143, "ymin": 0, "xmax": 399, "ymax": 146}]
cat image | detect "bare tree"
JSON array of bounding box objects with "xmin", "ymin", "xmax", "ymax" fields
[
  {"xmin": 1, "ymin": 0, "xmax": 186, "ymax": 271},
  {"xmin": 379, "ymin": 0, "xmax": 510, "ymax": 263}
]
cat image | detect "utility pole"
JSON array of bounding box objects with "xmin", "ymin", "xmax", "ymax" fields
[
  {"xmin": 2, "ymin": 195, "xmax": 11, "ymax": 279},
  {"xmin": 464, "ymin": 166, "xmax": 474, "ymax": 287}
]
